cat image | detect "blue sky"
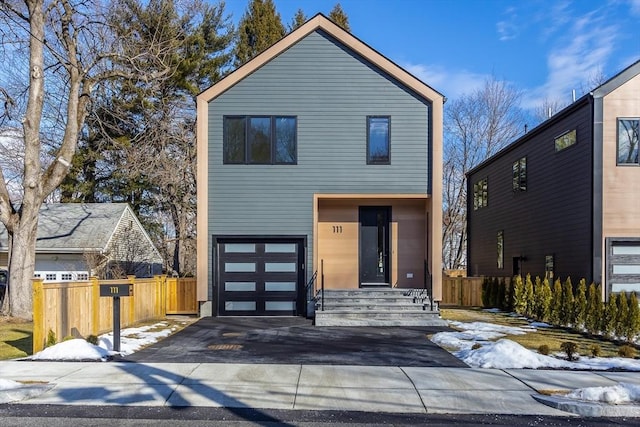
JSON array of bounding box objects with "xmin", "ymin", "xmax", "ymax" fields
[{"xmin": 224, "ymin": 0, "xmax": 640, "ymax": 109}]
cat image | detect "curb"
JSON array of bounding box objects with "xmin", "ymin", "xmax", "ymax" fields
[{"xmin": 532, "ymin": 394, "xmax": 640, "ymax": 417}]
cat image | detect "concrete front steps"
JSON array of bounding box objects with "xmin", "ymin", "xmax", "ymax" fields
[{"xmin": 314, "ymin": 288, "xmax": 446, "ymax": 326}]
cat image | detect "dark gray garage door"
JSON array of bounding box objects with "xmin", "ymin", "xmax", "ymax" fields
[
  {"xmin": 216, "ymin": 238, "xmax": 305, "ymax": 316},
  {"xmin": 607, "ymin": 238, "xmax": 640, "ymax": 295}
]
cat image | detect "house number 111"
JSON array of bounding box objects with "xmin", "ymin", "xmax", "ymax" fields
[{"xmin": 332, "ymin": 225, "xmax": 343, "ymax": 234}]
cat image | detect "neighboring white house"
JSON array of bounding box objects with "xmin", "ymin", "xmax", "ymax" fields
[{"xmin": 0, "ymin": 203, "xmax": 163, "ymax": 281}]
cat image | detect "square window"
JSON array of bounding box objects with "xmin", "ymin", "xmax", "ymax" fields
[
  {"xmin": 367, "ymin": 116, "xmax": 390, "ymax": 164},
  {"xmin": 554, "ymin": 129, "xmax": 576, "ymax": 152},
  {"xmin": 512, "ymin": 157, "xmax": 527, "ymax": 192},
  {"xmin": 617, "ymin": 118, "xmax": 639, "ymax": 165}
]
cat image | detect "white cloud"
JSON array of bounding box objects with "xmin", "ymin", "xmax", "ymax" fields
[
  {"xmin": 496, "ymin": 7, "xmax": 520, "ymax": 41},
  {"xmin": 630, "ymin": 0, "xmax": 640, "ymax": 16},
  {"xmin": 522, "ymin": 10, "xmax": 619, "ymax": 109},
  {"xmin": 403, "ymin": 63, "xmax": 489, "ymax": 100}
]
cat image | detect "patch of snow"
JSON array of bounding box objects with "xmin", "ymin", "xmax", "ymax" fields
[
  {"xmin": 483, "ymin": 308, "xmax": 501, "ymax": 313},
  {"xmin": 29, "ymin": 339, "xmax": 110, "ymax": 361},
  {"xmin": 529, "ymin": 321, "xmax": 551, "ymax": 328},
  {"xmin": 0, "ymin": 379, "xmax": 23, "ymax": 391},
  {"xmin": 566, "ymin": 383, "xmax": 640, "ymax": 404}
]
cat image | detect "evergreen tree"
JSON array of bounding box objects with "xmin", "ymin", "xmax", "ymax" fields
[
  {"xmin": 560, "ymin": 277, "xmax": 575, "ymax": 326},
  {"xmin": 497, "ymin": 277, "xmax": 507, "ymax": 311},
  {"xmin": 481, "ymin": 277, "xmax": 490, "ymax": 308},
  {"xmin": 603, "ymin": 294, "xmax": 618, "ymax": 338},
  {"xmin": 289, "ymin": 8, "xmax": 306, "ymax": 31},
  {"xmin": 549, "ymin": 278, "xmax": 563, "ymax": 325},
  {"xmin": 505, "ymin": 277, "xmax": 516, "ymax": 312},
  {"xmin": 627, "ymin": 292, "xmax": 640, "ymax": 342},
  {"xmin": 513, "ymin": 275, "xmax": 526, "ymax": 315},
  {"xmin": 574, "ymin": 279, "xmax": 588, "ymax": 329},
  {"xmin": 539, "ymin": 277, "xmax": 553, "ymax": 322},
  {"xmin": 523, "ymin": 274, "xmax": 535, "ymax": 318},
  {"xmin": 328, "ymin": 3, "xmax": 350, "ymax": 31},
  {"xmin": 235, "ymin": 0, "xmax": 285, "ymax": 67},
  {"xmin": 616, "ymin": 292, "xmax": 629, "ymax": 340},
  {"xmin": 585, "ymin": 283, "xmax": 600, "ymax": 334}
]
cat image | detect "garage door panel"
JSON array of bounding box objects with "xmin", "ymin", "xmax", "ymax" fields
[
  {"xmin": 607, "ymin": 238, "xmax": 640, "ymax": 294},
  {"xmin": 217, "ymin": 238, "xmax": 303, "ymax": 316}
]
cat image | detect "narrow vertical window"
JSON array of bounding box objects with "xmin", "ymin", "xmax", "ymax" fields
[
  {"xmin": 497, "ymin": 230, "xmax": 504, "ymax": 269},
  {"xmin": 275, "ymin": 117, "xmax": 297, "ymax": 164},
  {"xmin": 617, "ymin": 118, "xmax": 640, "ymax": 165},
  {"xmin": 248, "ymin": 117, "xmax": 271, "ymax": 164},
  {"xmin": 512, "ymin": 156, "xmax": 527, "ymax": 192},
  {"xmin": 367, "ymin": 116, "xmax": 390, "ymax": 164},
  {"xmin": 473, "ymin": 177, "xmax": 488, "ymax": 210},
  {"xmin": 223, "ymin": 117, "xmax": 245, "ymax": 163}
]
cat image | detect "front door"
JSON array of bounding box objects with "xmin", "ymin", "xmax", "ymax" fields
[{"xmin": 359, "ymin": 206, "xmax": 390, "ymax": 285}]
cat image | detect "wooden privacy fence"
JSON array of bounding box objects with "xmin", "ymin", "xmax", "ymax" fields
[
  {"xmin": 32, "ymin": 275, "xmax": 198, "ymax": 353},
  {"xmin": 441, "ymin": 276, "xmax": 484, "ymax": 307}
]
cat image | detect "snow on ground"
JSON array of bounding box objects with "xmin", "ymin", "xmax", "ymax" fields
[
  {"xmin": 0, "ymin": 379, "xmax": 23, "ymax": 391},
  {"xmin": 567, "ymin": 383, "xmax": 640, "ymax": 404},
  {"xmin": 30, "ymin": 339, "xmax": 110, "ymax": 362}
]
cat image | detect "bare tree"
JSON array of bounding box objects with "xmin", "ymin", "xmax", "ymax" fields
[
  {"xmin": 443, "ymin": 76, "xmax": 525, "ymax": 271},
  {"xmin": 0, "ymin": 0, "xmax": 172, "ymax": 319}
]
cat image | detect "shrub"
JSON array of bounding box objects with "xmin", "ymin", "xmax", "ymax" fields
[
  {"xmin": 549, "ymin": 279, "xmax": 563, "ymax": 325},
  {"xmin": 46, "ymin": 329, "xmax": 57, "ymax": 348},
  {"xmin": 471, "ymin": 343, "xmax": 482, "ymax": 350},
  {"xmin": 589, "ymin": 344, "xmax": 601, "ymax": 357},
  {"xmin": 524, "ymin": 274, "xmax": 535, "ymax": 318},
  {"xmin": 574, "ymin": 279, "xmax": 588, "ymax": 329},
  {"xmin": 62, "ymin": 335, "xmax": 75, "ymax": 342},
  {"xmin": 86, "ymin": 335, "xmax": 99, "ymax": 345},
  {"xmin": 585, "ymin": 283, "xmax": 602, "ymax": 335},
  {"xmin": 616, "ymin": 292, "xmax": 630, "ymax": 340},
  {"xmin": 618, "ymin": 345, "xmax": 637, "ymax": 359},
  {"xmin": 481, "ymin": 277, "xmax": 490, "ymax": 308},
  {"xmin": 538, "ymin": 344, "xmax": 550, "ymax": 355},
  {"xmin": 497, "ymin": 278, "xmax": 507, "ymax": 311},
  {"xmin": 628, "ymin": 292, "xmax": 640, "ymax": 342},
  {"xmin": 513, "ymin": 275, "xmax": 525, "ymax": 315},
  {"xmin": 560, "ymin": 341, "xmax": 578, "ymax": 361},
  {"xmin": 537, "ymin": 277, "xmax": 552, "ymax": 322},
  {"xmin": 604, "ymin": 295, "xmax": 618, "ymax": 338},
  {"xmin": 561, "ymin": 277, "xmax": 575, "ymax": 326}
]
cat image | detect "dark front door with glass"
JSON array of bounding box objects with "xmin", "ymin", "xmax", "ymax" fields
[{"xmin": 359, "ymin": 206, "xmax": 390, "ymax": 285}]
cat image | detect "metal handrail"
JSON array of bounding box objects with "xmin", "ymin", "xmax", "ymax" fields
[
  {"xmin": 305, "ymin": 269, "xmax": 318, "ymax": 303},
  {"xmin": 321, "ymin": 259, "xmax": 325, "ymax": 311},
  {"xmin": 425, "ymin": 259, "xmax": 434, "ymax": 311}
]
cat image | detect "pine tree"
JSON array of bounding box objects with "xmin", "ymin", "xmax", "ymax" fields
[
  {"xmin": 585, "ymin": 283, "xmax": 600, "ymax": 334},
  {"xmin": 505, "ymin": 277, "xmax": 516, "ymax": 312},
  {"xmin": 524, "ymin": 274, "xmax": 535, "ymax": 318},
  {"xmin": 513, "ymin": 275, "xmax": 526, "ymax": 315},
  {"xmin": 549, "ymin": 278, "xmax": 563, "ymax": 325},
  {"xmin": 328, "ymin": 3, "xmax": 350, "ymax": 31},
  {"xmin": 627, "ymin": 292, "xmax": 640, "ymax": 342},
  {"xmin": 560, "ymin": 277, "xmax": 575, "ymax": 326},
  {"xmin": 574, "ymin": 279, "xmax": 588, "ymax": 330},
  {"xmin": 234, "ymin": 0, "xmax": 285, "ymax": 67},
  {"xmin": 289, "ymin": 8, "xmax": 306, "ymax": 31},
  {"xmin": 541, "ymin": 277, "xmax": 553, "ymax": 322},
  {"xmin": 481, "ymin": 277, "xmax": 490, "ymax": 308},
  {"xmin": 497, "ymin": 277, "xmax": 507, "ymax": 311},
  {"xmin": 616, "ymin": 292, "xmax": 629, "ymax": 340},
  {"xmin": 603, "ymin": 294, "xmax": 618, "ymax": 338}
]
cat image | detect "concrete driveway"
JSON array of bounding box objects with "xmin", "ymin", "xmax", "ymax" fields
[{"xmin": 124, "ymin": 317, "xmax": 467, "ymax": 367}]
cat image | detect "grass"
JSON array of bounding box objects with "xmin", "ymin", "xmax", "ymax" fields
[
  {"xmin": 440, "ymin": 308, "xmax": 624, "ymax": 358},
  {"xmin": 0, "ymin": 317, "xmax": 33, "ymax": 360}
]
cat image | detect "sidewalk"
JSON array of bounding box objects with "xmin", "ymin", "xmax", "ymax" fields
[{"xmin": 2, "ymin": 361, "xmax": 640, "ymax": 416}]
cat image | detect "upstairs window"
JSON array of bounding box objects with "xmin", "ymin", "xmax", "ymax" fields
[
  {"xmin": 617, "ymin": 118, "xmax": 639, "ymax": 165},
  {"xmin": 473, "ymin": 177, "xmax": 488, "ymax": 210},
  {"xmin": 223, "ymin": 116, "xmax": 297, "ymax": 165},
  {"xmin": 554, "ymin": 129, "xmax": 576, "ymax": 152},
  {"xmin": 512, "ymin": 156, "xmax": 527, "ymax": 192},
  {"xmin": 367, "ymin": 116, "xmax": 390, "ymax": 164}
]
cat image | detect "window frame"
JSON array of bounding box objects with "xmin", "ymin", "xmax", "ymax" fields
[
  {"xmin": 473, "ymin": 177, "xmax": 488, "ymax": 210},
  {"xmin": 223, "ymin": 115, "xmax": 297, "ymax": 165},
  {"xmin": 512, "ymin": 156, "xmax": 527, "ymax": 192},
  {"xmin": 554, "ymin": 129, "xmax": 577, "ymax": 152},
  {"xmin": 616, "ymin": 117, "xmax": 640, "ymax": 166},
  {"xmin": 366, "ymin": 116, "xmax": 391, "ymax": 165}
]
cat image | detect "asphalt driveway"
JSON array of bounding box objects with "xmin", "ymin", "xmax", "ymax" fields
[{"xmin": 124, "ymin": 317, "xmax": 468, "ymax": 367}]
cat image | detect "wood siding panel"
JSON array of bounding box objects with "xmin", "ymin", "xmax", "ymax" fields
[
  {"xmin": 468, "ymin": 101, "xmax": 593, "ymax": 282},
  {"xmin": 207, "ymin": 31, "xmax": 431, "ymax": 298}
]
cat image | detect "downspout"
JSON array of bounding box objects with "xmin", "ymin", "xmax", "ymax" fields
[{"xmin": 591, "ymin": 94, "xmax": 604, "ymax": 293}]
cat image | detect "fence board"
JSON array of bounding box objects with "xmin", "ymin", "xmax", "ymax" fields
[
  {"xmin": 32, "ymin": 275, "xmax": 198, "ymax": 353},
  {"xmin": 441, "ymin": 277, "xmax": 484, "ymax": 307}
]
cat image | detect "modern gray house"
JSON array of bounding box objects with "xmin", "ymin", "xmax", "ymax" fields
[
  {"xmin": 196, "ymin": 14, "xmax": 444, "ymax": 318},
  {"xmin": 467, "ymin": 60, "xmax": 640, "ymax": 298},
  {"xmin": 0, "ymin": 203, "xmax": 163, "ymax": 281}
]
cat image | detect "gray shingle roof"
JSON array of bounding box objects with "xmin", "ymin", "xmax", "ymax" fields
[{"xmin": 1, "ymin": 203, "xmax": 129, "ymax": 252}]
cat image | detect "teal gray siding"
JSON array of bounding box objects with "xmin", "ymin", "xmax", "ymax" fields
[{"xmin": 207, "ymin": 31, "xmax": 432, "ymax": 298}]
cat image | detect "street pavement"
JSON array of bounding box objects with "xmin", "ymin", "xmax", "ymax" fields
[{"xmin": 0, "ymin": 317, "xmax": 639, "ymax": 419}]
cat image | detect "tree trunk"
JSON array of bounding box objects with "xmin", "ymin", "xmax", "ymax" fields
[{"xmin": 6, "ymin": 214, "xmax": 39, "ymax": 320}]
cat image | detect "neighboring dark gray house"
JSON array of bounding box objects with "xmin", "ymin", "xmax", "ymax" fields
[
  {"xmin": 0, "ymin": 203, "xmax": 163, "ymax": 281},
  {"xmin": 467, "ymin": 60, "xmax": 640, "ymax": 298},
  {"xmin": 196, "ymin": 14, "xmax": 444, "ymax": 317}
]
